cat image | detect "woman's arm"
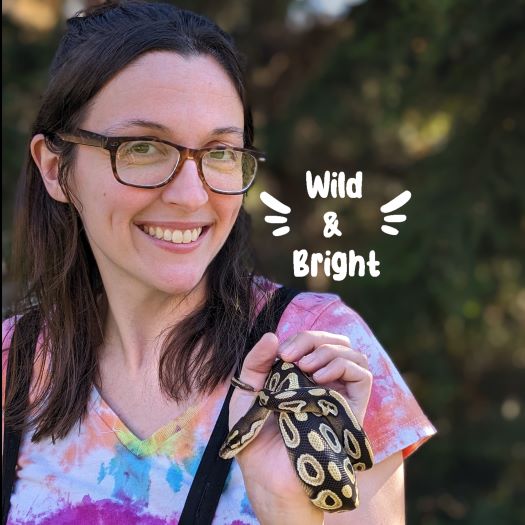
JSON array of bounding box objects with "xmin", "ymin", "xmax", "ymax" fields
[
  {"xmin": 238, "ymin": 450, "xmax": 405, "ymax": 525},
  {"xmin": 325, "ymin": 452, "xmax": 405, "ymax": 525}
]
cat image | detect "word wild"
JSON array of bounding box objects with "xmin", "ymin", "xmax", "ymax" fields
[{"xmin": 306, "ymin": 170, "xmax": 363, "ymax": 199}]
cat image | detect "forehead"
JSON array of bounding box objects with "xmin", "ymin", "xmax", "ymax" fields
[{"xmin": 82, "ymin": 51, "xmax": 244, "ymax": 140}]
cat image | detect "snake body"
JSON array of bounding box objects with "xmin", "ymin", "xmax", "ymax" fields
[{"xmin": 219, "ymin": 359, "xmax": 374, "ymax": 512}]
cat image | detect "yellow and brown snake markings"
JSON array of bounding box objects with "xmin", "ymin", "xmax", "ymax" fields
[{"xmin": 220, "ymin": 359, "xmax": 374, "ymax": 512}]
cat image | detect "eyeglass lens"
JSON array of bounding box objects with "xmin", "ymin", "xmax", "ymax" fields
[{"xmin": 115, "ymin": 140, "xmax": 256, "ymax": 191}]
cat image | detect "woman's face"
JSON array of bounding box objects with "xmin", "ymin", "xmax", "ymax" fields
[{"xmin": 68, "ymin": 52, "xmax": 245, "ymax": 299}]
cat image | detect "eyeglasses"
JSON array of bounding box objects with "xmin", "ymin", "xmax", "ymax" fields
[{"xmin": 51, "ymin": 129, "xmax": 265, "ymax": 194}]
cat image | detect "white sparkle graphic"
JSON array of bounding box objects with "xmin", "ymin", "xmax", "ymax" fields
[
  {"xmin": 260, "ymin": 192, "xmax": 291, "ymax": 236},
  {"xmin": 380, "ymin": 190, "xmax": 411, "ymax": 236}
]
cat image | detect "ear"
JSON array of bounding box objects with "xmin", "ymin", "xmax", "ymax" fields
[{"xmin": 30, "ymin": 134, "xmax": 69, "ymax": 203}]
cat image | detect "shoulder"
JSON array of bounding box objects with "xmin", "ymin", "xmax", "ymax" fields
[
  {"xmin": 2, "ymin": 316, "xmax": 18, "ymax": 412},
  {"xmin": 2, "ymin": 314, "xmax": 48, "ymax": 405},
  {"xmin": 252, "ymin": 276, "xmax": 342, "ymax": 329},
  {"xmin": 2, "ymin": 316, "xmax": 18, "ymax": 374},
  {"xmin": 2, "ymin": 314, "xmax": 40, "ymax": 368},
  {"xmin": 253, "ymin": 276, "xmax": 378, "ymax": 350},
  {"xmin": 273, "ymin": 284, "xmax": 365, "ymax": 341},
  {"xmin": 252, "ymin": 278, "xmax": 381, "ymax": 350},
  {"xmin": 2, "ymin": 316, "xmax": 17, "ymax": 351}
]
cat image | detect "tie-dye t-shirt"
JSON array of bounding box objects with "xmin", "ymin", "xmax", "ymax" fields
[{"xmin": 2, "ymin": 285, "xmax": 436, "ymax": 524}]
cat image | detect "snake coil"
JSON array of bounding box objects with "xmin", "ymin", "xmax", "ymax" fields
[{"xmin": 219, "ymin": 358, "xmax": 374, "ymax": 512}]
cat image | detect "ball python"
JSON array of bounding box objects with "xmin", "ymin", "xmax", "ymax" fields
[{"xmin": 219, "ymin": 358, "xmax": 374, "ymax": 512}]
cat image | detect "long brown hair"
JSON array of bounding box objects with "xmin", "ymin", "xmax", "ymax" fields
[{"xmin": 4, "ymin": 0, "xmax": 271, "ymax": 443}]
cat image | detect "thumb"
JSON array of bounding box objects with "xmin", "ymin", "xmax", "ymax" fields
[
  {"xmin": 238, "ymin": 332, "xmax": 280, "ymax": 391},
  {"xmin": 229, "ymin": 332, "xmax": 280, "ymax": 429}
]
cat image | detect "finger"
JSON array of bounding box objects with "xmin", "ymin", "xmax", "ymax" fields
[
  {"xmin": 297, "ymin": 344, "xmax": 369, "ymax": 373},
  {"xmin": 313, "ymin": 356, "xmax": 372, "ymax": 385},
  {"xmin": 312, "ymin": 358, "xmax": 373, "ymax": 424},
  {"xmin": 279, "ymin": 331, "xmax": 351, "ymax": 361},
  {"xmin": 237, "ymin": 332, "xmax": 280, "ymax": 393},
  {"xmin": 229, "ymin": 332, "xmax": 280, "ymax": 429}
]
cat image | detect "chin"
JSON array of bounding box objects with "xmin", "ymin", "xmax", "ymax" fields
[{"xmin": 155, "ymin": 270, "xmax": 207, "ymax": 297}]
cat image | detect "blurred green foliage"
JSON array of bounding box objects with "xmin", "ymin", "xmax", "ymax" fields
[{"xmin": 2, "ymin": 0, "xmax": 524, "ymax": 522}]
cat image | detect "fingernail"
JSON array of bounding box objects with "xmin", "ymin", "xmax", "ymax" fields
[
  {"xmin": 313, "ymin": 369, "xmax": 326, "ymax": 380},
  {"xmin": 280, "ymin": 345, "xmax": 295, "ymax": 358},
  {"xmin": 299, "ymin": 354, "xmax": 314, "ymax": 365}
]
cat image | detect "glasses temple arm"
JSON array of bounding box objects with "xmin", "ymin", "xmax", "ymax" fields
[{"xmin": 56, "ymin": 131, "xmax": 106, "ymax": 148}]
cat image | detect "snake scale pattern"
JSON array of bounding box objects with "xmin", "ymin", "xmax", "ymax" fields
[{"xmin": 219, "ymin": 359, "xmax": 374, "ymax": 512}]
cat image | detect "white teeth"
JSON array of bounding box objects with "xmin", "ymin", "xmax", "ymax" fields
[{"xmin": 141, "ymin": 225, "xmax": 203, "ymax": 244}]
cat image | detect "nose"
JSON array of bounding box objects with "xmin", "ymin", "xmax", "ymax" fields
[{"xmin": 160, "ymin": 156, "xmax": 209, "ymax": 211}]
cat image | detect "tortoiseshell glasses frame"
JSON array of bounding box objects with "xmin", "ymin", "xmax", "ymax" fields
[{"xmin": 50, "ymin": 129, "xmax": 265, "ymax": 195}]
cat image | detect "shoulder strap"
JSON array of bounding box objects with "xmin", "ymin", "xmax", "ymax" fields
[
  {"xmin": 2, "ymin": 313, "xmax": 40, "ymax": 525},
  {"xmin": 178, "ymin": 286, "xmax": 300, "ymax": 525}
]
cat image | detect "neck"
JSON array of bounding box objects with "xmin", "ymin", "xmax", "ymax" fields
[{"xmin": 99, "ymin": 278, "xmax": 207, "ymax": 377}]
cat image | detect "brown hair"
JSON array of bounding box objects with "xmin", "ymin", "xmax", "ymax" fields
[{"xmin": 4, "ymin": 0, "xmax": 270, "ymax": 443}]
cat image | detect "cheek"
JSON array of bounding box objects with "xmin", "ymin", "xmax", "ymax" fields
[
  {"xmin": 67, "ymin": 153, "xmax": 113, "ymax": 207},
  {"xmin": 70, "ymin": 174, "xmax": 146, "ymax": 233},
  {"xmin": 216, "ymin": 195, "xmax": 243, "ymax": 229}
]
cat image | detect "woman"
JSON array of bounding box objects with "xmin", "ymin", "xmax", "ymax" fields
[{"xmin": 2, "ymin": 1, "xmax": 436, "ymax": 523}]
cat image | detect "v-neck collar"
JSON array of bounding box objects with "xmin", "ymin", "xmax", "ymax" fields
[{"xmin": 90, "ymin": 385, "xmax": 200, "ymax": 457}]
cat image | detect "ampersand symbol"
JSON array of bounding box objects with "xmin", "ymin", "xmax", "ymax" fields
[{"xmin": 323, "ymin": 211, "xmax": 342, "ymax": 238}]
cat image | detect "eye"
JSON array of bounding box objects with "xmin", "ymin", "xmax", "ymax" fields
[
  {"xmin": 117, "ymin": 140, "xmax": 171, "ymax": 165},
  {"xmin": 121, "ymin": 141, "xmax": 165, "ymax": 156},
  {"xmin": 130, "ymin": 142, "xmax": 154, "ymax": 154},
  {"xmin": 208, "ymin": 149, "xmax": 237, "ymax": 161}
]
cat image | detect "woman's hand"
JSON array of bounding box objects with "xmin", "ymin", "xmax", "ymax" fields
[{"xmin": 228, "ymin": 331, "xmax": 373, "ymax": 525}]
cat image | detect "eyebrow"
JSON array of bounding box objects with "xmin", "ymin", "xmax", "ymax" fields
[{"xmin": 102, "ymin": 119, "xmax": 244, "ymax": 139}]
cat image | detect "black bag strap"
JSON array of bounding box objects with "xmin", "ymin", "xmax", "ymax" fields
[
  {"xmin": 2, "ymin": 312, "xmax": 40, "ymax": 525},
  {"xmin": 178, "ymin": 285, "xmax": 300, "ymax": 525}
]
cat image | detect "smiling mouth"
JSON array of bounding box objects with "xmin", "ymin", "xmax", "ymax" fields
[{"xmin": 140, "ymin": 225, "xmax": 207, "ymax": 244}]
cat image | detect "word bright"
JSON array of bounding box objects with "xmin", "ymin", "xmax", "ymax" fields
[{"xmin": 293, "ymin": 249, "xmax": 380, "ymax": 280}]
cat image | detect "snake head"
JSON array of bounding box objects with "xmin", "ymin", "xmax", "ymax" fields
[{"xmin": 265, "ymin": 358, "xmax": 317, "ymax": 392}]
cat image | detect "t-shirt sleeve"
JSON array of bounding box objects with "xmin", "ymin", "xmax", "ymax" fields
[{"xmin": 280, "ymin": 293, "xmax": 437, "ymax": 464}]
